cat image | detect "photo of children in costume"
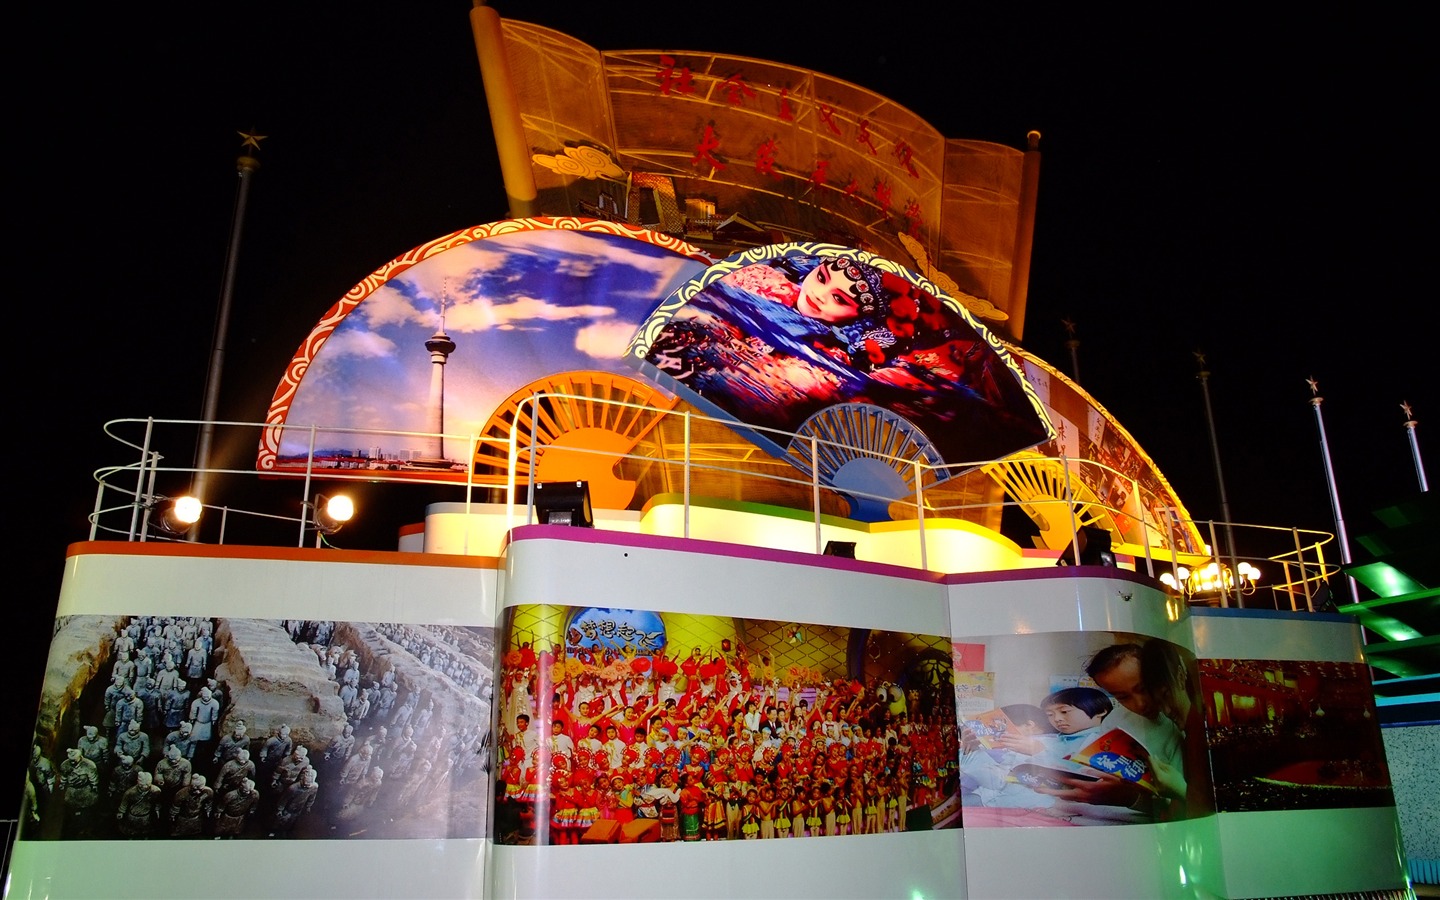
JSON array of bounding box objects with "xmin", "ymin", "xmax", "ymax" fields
[{"xmin": 493, "ymin": 606, "xmax": 961, "ymax": 845}]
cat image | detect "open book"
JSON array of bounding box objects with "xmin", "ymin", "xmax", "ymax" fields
[{"xmin": 1007, "ymin": 728, "xmax": 1157, "ymax": 793}]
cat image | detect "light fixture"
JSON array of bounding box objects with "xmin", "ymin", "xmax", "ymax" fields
[
  {"xmin": 1160, "ymin": 560, "xmax": 1261, "ymax": 599},
  {"xmin": 1056, "ymin": 526, "xmax": 1116, "ymax": 568},
  {"xmin": 531, "ymin": 481, "xmax": 593, "ymax": 527},
  {"xmin": 153, "ymin": 495, "xmax": 203, "ymax": 535},
  {"xmin": 312, "ymin": 494, "xmax": 355, "ymax": 535}
]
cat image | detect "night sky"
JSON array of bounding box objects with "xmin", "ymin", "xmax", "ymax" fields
[{"xmin": 14, "ymin": 3, "xmax": 1431, "ymax": 782}]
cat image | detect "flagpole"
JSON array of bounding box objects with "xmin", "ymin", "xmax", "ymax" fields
[
  {"xmin": 1194, "ymin": 352, "xmax": 1238, "ymax": 569},
  {"xmin": 1401, "ymin": 401, "xmax": 1428, "ymax": 492},
  {"xmin": 1307, "ymin": 377, "xmax": 1356, "ymax": 603},
  {"xmin": 191, "ymin": 130, "xmax": 264, "ymax": 537},
  {"xmin": 1062, "ymin": 317, "xmax": 1080, "ymax": 383}
]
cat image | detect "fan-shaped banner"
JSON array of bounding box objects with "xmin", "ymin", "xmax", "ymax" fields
[
  {"xmin": 625, "ymin": 243, "xmax": 1054, "ymax": 492},
  {"xmin": 259, "ymin": 218, "xmax": 712, "ymax": 482}
]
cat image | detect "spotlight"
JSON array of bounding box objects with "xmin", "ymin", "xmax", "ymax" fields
[
  {"xmin": 313, "ymin": 494, "xmax": 355, "ymax": 535},
  {"xmin": 154, "ymin": 496, "xmax": 203, "ymax": 535},
  {"xmin": 1056, "ymin": 526, "xmax": 1115, "ymax": 568},
  {"xmin": 531, "ymin": 481, "xmax": 593, "ymax": 527},
  {"xmin": 823, "ymin": 540, "xmax": 857, "ymax": 559}
]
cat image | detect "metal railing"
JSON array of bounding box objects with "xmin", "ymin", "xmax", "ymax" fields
[{"xmin": 89, "ymin": 399, "xmax": 1340, "ymax": 611}]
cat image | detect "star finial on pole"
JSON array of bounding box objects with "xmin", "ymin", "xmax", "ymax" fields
[
  {"xmin": 1061, "ymin": 317, "xmax": 1081, "ymax": 381},
  {"xmin": 1306, "ymin": 376, "xmax": 1319, "ymax": 396},
  {"xmin": 1400, "ymin": 401, "xmax": 1428, "ymax": 491},
  {"xmin": 238, "ymin": 129, "xmax": 267, "ymax": 154}
]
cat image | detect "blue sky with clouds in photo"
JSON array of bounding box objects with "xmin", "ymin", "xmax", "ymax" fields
[{"xmin": 280, "ymin": 228, "xmax": 706, "ymax": 456}]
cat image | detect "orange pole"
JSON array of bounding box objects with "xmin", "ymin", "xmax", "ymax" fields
[
  {"xmin": 469, "ymin": 2, "xmax": 537, "ymax": 217},
  {"xmin": 1007, "ymin": 130, "xmax": 1042, "ymax": 341}
]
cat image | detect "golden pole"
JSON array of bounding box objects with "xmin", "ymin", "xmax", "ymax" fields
[
  {"xmin": 1006, "ymin": 130, "xmax": 1042, "ymax": 341},
  {"xmin": 469, "ymin": 1, "xmax": 537, "ymax": 218}
]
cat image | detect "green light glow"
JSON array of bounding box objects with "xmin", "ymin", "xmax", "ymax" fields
[
  {"xmin": 1368, "ymin": 564, "xmax": 1422, "ymax": 598},
  {"xmin": 1373, "ymin": 622, "xmax": 1425, "ymax": 641},
  {"xmin": 1356, "ymin": 613, "xmax": 1425, "ymax": 643},
  {"xmin": 1348, "ymin": 561, "xmax": 1425, "ymax": 598}
]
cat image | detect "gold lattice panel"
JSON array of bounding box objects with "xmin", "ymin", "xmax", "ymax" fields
[
  {"xmin": 503, "ymin": 605, "xmax": 569, "ymax": 651},
  {"xmin": 656, "ymin": 614, "xmax": 735, "ymax": 659},
  {"xmin": 738, "ymin": 618, "xmax": 851, "ymax": 682}
]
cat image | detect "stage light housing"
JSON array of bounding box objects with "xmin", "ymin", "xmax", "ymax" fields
[
  {"xmin": 154, "ymin": 495, "xmax": 203, "ymax": 534},
  {"xmin": 314, "ymin": 494, "xmax": 355, "ymax": 535},
  {"xmin": 531, "ymin": 481, "xmax": 593, "ymax": 527}
]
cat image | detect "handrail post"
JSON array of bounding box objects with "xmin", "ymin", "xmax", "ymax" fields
[
  {"xmin": 138, "ymin": 450, "xmax": 162, "ymax": 542},
  {"xmin": 1059, "ymin": 449, "xmax": 1081, "ymax": 568},
  {"xmin": 128, "ymin": 418, "xmax": 156, "ymax": 542},
  {"xmin": 811, "ymin": 435, "xmax": 822, "ymax": 554},
  {"xmin": 465, "ymin": 433, "xmax": 478, "ymax": 515},
  {"xmin": 1206, "ymin": 519, "xmax": 1231, "ymax": 608},
  {"xmin": 526, "ymin": 392, "xmax": 540, "ymax": 526},
  {"xmin": 683, "ymin": 411, "xmax": 692, "ymax": 540},
  {"xmin": 505, "ymin": 408, "xmax": 521, "ymax": 533},
  {"xmin": 1291, "ymin": 527, "xmax": 1313, "ymax": 612},
  {"xmin": 1169, "ymin": 509, "xmax": 1186, "ymax": 590},
  {"xmin": 90, "ymin": 481, "xmax": 105, "ymax": 541},
  {"xmin": 1135, "ymin": 474, "xmax": 1153, "ymax": 578},
  {"xmin": 463, "ymin": 433, "xmax": 480, "ymax": 556},
  {"xmin": 298, "ymin": 425, "xmax": 318, "ymax": 548},
  {"xmin": 913, "ymin": 459, "xmax": 927, "ymax": 571}
]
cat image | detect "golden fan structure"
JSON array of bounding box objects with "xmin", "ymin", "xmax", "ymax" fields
[
  {"xmin": 981, "ymin": 451, "xmax": 1115, "ymax": 551},
  {"xmin": 473, "ymin": 371, "xmax": 680, "ymax": 509}
]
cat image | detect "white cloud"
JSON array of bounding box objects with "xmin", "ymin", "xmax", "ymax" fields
[
  {"xmin": 574, "ymin": 320, "xmax": 640, "ymax": 359},
  {"xmin": 554, "ymin": 256, "xmax": 599, "ymax": 278},
  {"xmin": 360, "ymin": 284, "xmax": 428, "ymax": 328},
  {"xmin": 455, "ymin": 227, "xmax": 699, "ymax": 292},
  {"xmin": 319, "ymin": 328, "xmax": 398, "ymax": 359},
  {"xmin": 448, "ymin": 295, "xmax": 615, "ymax": 332},
  {"xmin": 350, "ymin": 229, "xmax": 699, "ymax": 338}
]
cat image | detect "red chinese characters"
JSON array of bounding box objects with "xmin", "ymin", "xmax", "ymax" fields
[
  {"xmin": 893, "ymin": 140, "xmax": 919, "ymax": 178},
  {"xmin": 903, "ymin": 199, "xmax": 923, "ymax": 236},
  {"xmin": 721, "ymin": 74, "xmax": 756, "ymax": 106},
  {"xmin": 856, "ymin": 119, "xmax": 878, "ymax": 156},
  {"xmin": 754, "ymin": 138, "xmax": 780, "ymax": 178},
  {"xmin": 873, "ymin": 179, "xmax": 893, "ymax": 209},
  {"xmin": 691, "ymin": 124, "xmax": 725, "ymax": 169},
  {"xmin": 657, "ymin": 55, "xmax": 695, "ymax": 96},
  {"xmin": 778, "ymin": 87, "xmax": 795, "ymax": 122}
]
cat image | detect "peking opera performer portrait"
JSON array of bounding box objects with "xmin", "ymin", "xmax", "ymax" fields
[{"xmin": 637, "ymin": 245, "xmax": 1051, "ymax": 468}]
